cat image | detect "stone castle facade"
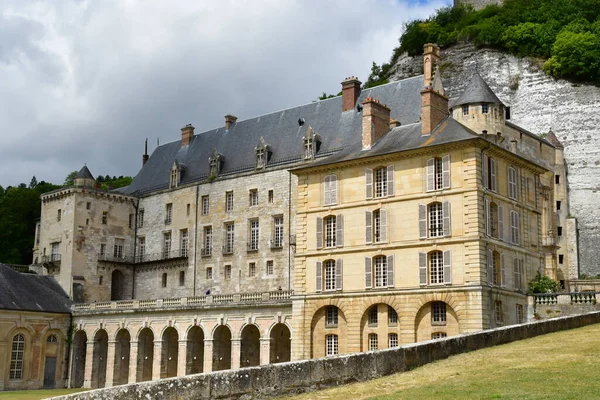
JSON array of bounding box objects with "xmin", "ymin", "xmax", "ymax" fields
[{"xmin": 1, "ymin": 43, "xmax": 575, "ymax": 391}]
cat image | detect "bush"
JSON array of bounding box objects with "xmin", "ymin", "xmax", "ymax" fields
[{"xmin": 529, "ymin": 272, "xmax": 560, "ymax": 294}]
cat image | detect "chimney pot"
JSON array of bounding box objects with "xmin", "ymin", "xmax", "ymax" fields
[
  {"xmin": 225, "ymin": 115, "xmax": 238, "ymax": 129},
  {"xmin": 181, "ymin": 124, "xmax": 195, "ymax": 147},
  {"xmin": 341, "ymin": 76, "xmax": 362, "ymax": 112}
]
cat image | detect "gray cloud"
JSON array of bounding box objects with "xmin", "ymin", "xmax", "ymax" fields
[{"xmin": 0, "ymin": 0, "xmax": 450, "ymax": 186}]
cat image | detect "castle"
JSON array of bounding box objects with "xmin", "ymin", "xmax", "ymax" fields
[{"xmin": 0, "ymin": 44, "xmax": 575, "ymax": 391}]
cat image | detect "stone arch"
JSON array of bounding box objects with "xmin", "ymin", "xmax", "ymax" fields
[
  {"xmin": 212, "ymin": 325, "xmax": 232, "ymax": 371},
  {"xmin": 269, "ymin": 323, "xmax": 291, "ymax": 364},
  {"xmin": 414, "ymin": 300, "xmax": 460, "ymax": 342},
  {"xmin": 91, "ymin": 329, "xmax": 108, "ymax": 389},
  {"xmin": 410, "ymin": 292, "xmax": 465, "ymax": 318},
  {"xmin": 136, "ymin": 327, "xmax": 154, "ymax": 382},
  {"xmin": 359, "ymin": 302, "xmax": 401, "ymax": 352},
  {"xmin": 161, "ymin": 327, "xmax": 179, "ymax": 378},
  {"xmin": 111, "ymin": 269, "xmax": 127, "ymax": 301},
  {"xmin": 113, "ymin": 329, "xmax": 131, "ymax": 386},
  {"xmin": 240, "ymin": 324, "xmax": 261, "ymax": 368},
  {"xmin": 70, "ymin": 330, "xmax": 87, "ymax": 388},
  {"xmin": 186, "ymin": 325, "xmax": 204, "ymax": 375},
  {"xmin": 310, "ymin": 304, "xmax": 347, "ymax": 358}
]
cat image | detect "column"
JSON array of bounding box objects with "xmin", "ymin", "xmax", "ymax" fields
[
  {"xmin": 231, "ymin": 339, "xmax": 241, "ymax": 370},
  {"xmin": 0, "ymin": 342, "xmax": 6, "ymax": 391},
  {"xmin": 152, "ymin": 340, "xmax": 162, "ymax": 380},
  {"xmin": 259, "ymin": 338, "xmax": 271, "ymax": 365},
  {"xmin": 83, "ymin": 341, "xmax": 94, "ymax": 389},
  {"xmin": 128, "ymin": 341, "xmax": 138, "ymax": 384},
  {"xmin": 203, "ymin": 339, "xmax": 213, "ymax": 373},
  {"xmin": 104, "ymin": 341, "xmax": 116, "ymax": 388},
  {"xmin": 177, "ymin": 340, "xmax": 188, "ymax": 377}
]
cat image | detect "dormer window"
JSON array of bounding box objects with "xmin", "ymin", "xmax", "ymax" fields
[
  {"xmin": 169, "ymin": 161, "xmax": 183, "ymax": 188},
  {"xmin": 462, "ymin": 105, "xmax": 469, "ymax": 116},
  {"xmin": 208, "ymin": 148, "xmax": 222, "ymax": 179},
  {"xmin": 482, "ymin": 103, "xmax": 489, "ymax": 114},
  {"xmin": 255, "ymin": 137, "xmax": 270, "ymax": 169},
  {"xmin": 302, "ymin": 126, "xmax": 321, "ymax": 160}
]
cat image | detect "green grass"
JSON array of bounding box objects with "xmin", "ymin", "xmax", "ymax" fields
[
  {"xmin": 0, "ymin": 388, "xmax": 87, "ymax": 400},
  {"xmin": 282, "ymin": 324, "xmax": 600, "ymax": 400}
]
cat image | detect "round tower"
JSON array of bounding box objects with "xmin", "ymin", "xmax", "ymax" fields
[{"xmin": 73, "ymin": 165, "xmax": 95, "ymax": 188}]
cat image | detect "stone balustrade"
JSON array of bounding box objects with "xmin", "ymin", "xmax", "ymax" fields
[{"xmin": 533, "ymin": 292, "xmax": 599, "ymax": 306}]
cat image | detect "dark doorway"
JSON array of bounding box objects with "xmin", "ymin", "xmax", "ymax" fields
[
  {"xmin": 212, "ymin": 326, "xmax": 232, "ymax": 371},
  {"xmin": 240, "ymin": 325, "xmax": 260, "ymax": 367},
  {"xmin": 43, "ymin": 356, "xmax": 57, "ymax": 388},
  {"xmin": 113, "ymin": 329, "xmax": 131, "ymax": 385},
  {"xmin": 270, "ymin": 323, "xmax": 291, "ymax": 364},
  {"xmin": 71, "ymin": 331, "xmax": 87, "ymax": 387},
  {"xmin": 111, "ymin": 270, "xmax": 126, "ymax": 301},
  {"xmin": 91, "ymin": 329, "xmax": 108, "ymax": 388},
  {"xmin": 161, "ymin": 327, "xmax": 179, "ymax": 378},
  {"xmin": 137, "ymin": 328, "xmax": 154, "ymax": 382},
  {"xmin": 186, "ymin": 326, "xmax": 204, "ymax": 375}
]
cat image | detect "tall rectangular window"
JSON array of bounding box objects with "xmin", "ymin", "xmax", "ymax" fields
[
  {"xmin": 86, "ymin": 202, "xmax": 91, "ymax": 210},
  {"xmin": 495, "ymin": 300, "xmax": 503, "ymax": 323},
  {"xmin": 324, "ymin": 216, "xmax": 336, "ymax": 248},
  {"xmin": 206, "ymin": 267, "xmax": 213, "ymax": 280},
  {"xmin": 100, "ymin": 243, "xmax": 106, "ymax": 256},
  {"xmin": 430, "ymin": 251, "xmax": 444, "ymax": 284},
  {"xmin": 57, "ymin": 209, "xmax": 61, "ymax": 222},
  {"xmin": 202, "ymin": 196, "xmax": 209, "ymax": 215},
  {"xmin": 428, "ymin": 203, "xmax": 443, "ymax": 238},
  {"xmin": 138, "ymin": 237, "xmax": 145, "ymax": 260},
  {"xmin": 203, "ymin": 226, "xmax": 212, "ymax": 256},
  {"xmin": 9, "ymin": 334, "xmax": 25, "ymax": 380},
  {"xmin": 462, "ymin": 105, "xmax": 469, "ymax": 115},
  {"xmin": 163, "ymin": 232, "xmax": 172, "ymax": 257},
  {"xmin": 374, "ymin": 256, "xmax": 388, "ymax": 288},
  {"xmin": 249, "ymin": 219, "xmax": 259, "ymax": 251},
  {"xmin": 482, "ymin": 103, "xmax": 489, "ymax": 114},
  {"xmin": 368, "ymin": 334, "xmax": 378, "ymax": 351},
  {"xmin": 128, "ymin": 214, "xmax": 134, "ymax": 229},
  {"xmin": 432, "ymin": 302, "xmax": 447, "ymax": 324},
  {"xmin": 51, "ymin": 242, "xmax": 60, "ymax": 262},
  {"xmin": 179, "ymin": 271, "xmax": 185, "ymax": 286},
  {"xmin": 180, "ymin": 229, "xmax": 188, "ymax": 257},
  {"xmin": 102, "ymin": 211, "xmax": 108, "ymax": 225},
  {"xmin": 516, "ymin": 304, "xmax": 524, "ymax": 324},
  {"xmin": 249, "ymin": 262, "xmax": 256, "ymax": 277},
  {"xmin": 249, "ymin": 189, "xmax": 258, "ymax": 206},
  {"xmin": 225, "ymin": 265, "xmax": 232, "ymax": 279},
  {"xmin": 326, "ymin": 335, "xmax": 338, "ymax": 356},
  {"xmin": 326, "ymin": 306, "xmax": 338, "ymax": 326},
  {"xmin": 508, "ymin": 167, "xmax": 517, "ymax": 200},
  {"xmin": 138, "ymin": 209, "xmax": 144, "ymax": 228},
  {"xmin": 273, "ymin": 216, "xmax": 284, "ymax": 248},
  {"xmin": 165, "ymin": 203, "xmax": 173, "ymax": 225},
  {"xmin": 510, "ymin": 211, "xmax": 520, "ymax": 244},
  {"xmin": 266, "ymin": 260, "xmax": 274, "ymax": 275},
  {"xmin": 225, "ymin": 223, "xmax": 235, "ymax": 253},
  {"xmin": 113, "ymin": 239, "xmax": 124, "ymax": 259},
  {"xmin": 226, "ymin": 191, "xmax": 234, "ymax": 212},
  {"xmin": 374, "ymin": 167, "xmax": 388, "ymax": 198},
  {"xmin": 268, "ymin": 190, "xmax": 274, "ymax": 203},
  {"xmin": 186, "ymin": 203, "xmax": 191, "ymax": 217},
  {"xmin": 324, "ymin": 260, "xmax": 336, "ymax": 291},
  {"xmin": 388, "ymin": 333, "xmax": 399, "ymax": 348}
]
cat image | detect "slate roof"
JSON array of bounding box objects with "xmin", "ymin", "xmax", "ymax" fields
[
  {"xmin": 453, "ymin": 73, "xmax": 504, "ymax": 108},
  {"xmin": 75, "ymin": 165, "xmax": 95, "ymax": 180},
  {"xmin": 546, "ymin": 130, "xmax": 564, "ymax": 149},
  {"xmin": 0, "ymin": 263, "xmax": 72, "ymax": 314},
  {"xmin": 122, "ymin": 76, "xmax": 425, "ymax": 195}
]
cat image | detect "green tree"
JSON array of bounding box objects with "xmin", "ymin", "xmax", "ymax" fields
[
  {"xmin": 64, "ymin": 171, "xmax": 78, "ymax": 187},
  {"xmin": 528, "ymin": 272, "xmax": 560, "ymax": 294}
]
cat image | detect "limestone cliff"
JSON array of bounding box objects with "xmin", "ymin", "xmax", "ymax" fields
[{"xmin": 389, "ymin": 42, "xmax": 600, "ymax": 277}]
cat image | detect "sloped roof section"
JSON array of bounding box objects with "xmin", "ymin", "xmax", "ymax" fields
[
  {"xmin": 0, "ymin": 264, "xmax": 72, "ymax": 314},
  {"xmin": 453, "ymin": 73, "xmax": 504, "ymax": 108},
  {"xmin": 546, "ymin": 130, "xmax": 564, "ymax": 149},
  {"xmin": 75, "ymin": 165, "xmax": 94, "ymax": 180},
  {"xmin": 123, "ymin": 76, "xmax": 425, "ymax": 195}
]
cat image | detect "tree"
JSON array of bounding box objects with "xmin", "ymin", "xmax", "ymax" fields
[
  {"xmin": 64, "ymin": 171, "xmax": 78, "ymax": 187},
  {"xmin": 29, "ymin": 176, "xmax": 38, "ymax": 189}
]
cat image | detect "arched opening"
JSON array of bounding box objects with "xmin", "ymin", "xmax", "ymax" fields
[
  {"xmin": 113, "ymin": 329, "xmax": 131, "ymax": 386},
  {"xmin": 310, "ymin": 305, "xmax": 347, "ymax": 358},
  {"xmin": 91, "ymin": 329, "xmax": 108, "ymax": 389},
  {"xmin": 360, "ymin": 304, "xmax": 400, "ymax": 351},
  {"xmin": 212, "ymin": 326, "xmax": 231, "ymax": 371},
  {"xmin": 71, "ymin": 331, "xmax": 87, "ymax": 388},
  {"xmin": 43, "ymin": 333, "xmax": 60, "ymax": 388},
  {"xmin": 415, "ymin": 301, "xmax": 460, "ymax": 342},
  {"xmin": 111, "ymin": 270, "xmax": 127, "ymax": 301},
  {"xmin": 186, "ymin": 326, "xmax": 204, "ymax": 375},
  {"xmin": 240, "ymin": 325, "xmax": 260, "ymax": 368},
  {"xmin": 161, "ymin": 327, "xmax": 179, "ymax": 378},
  {"xmin": 269, "ymin": 323, "xmax": 291, "ymax": 364},
  {"xmin": 137, "ymin": 328, "xmax": 154, "ymax": 382}
]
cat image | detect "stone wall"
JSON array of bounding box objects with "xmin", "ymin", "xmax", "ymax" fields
[
  {"xmin": 454, "ymin": 0, "xmax": 503, "ymax": 10},
  {"xmin": 49, "ymin": 311, "xmax": 600, "ymax": 400}
]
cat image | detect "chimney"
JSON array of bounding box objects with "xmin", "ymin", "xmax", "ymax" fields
[
  {"xmin": 389, "ymin": 118, "xmax": 401, "ymax": 129},
  {"xmin": 420, "ymin": 43, "xmax": 448, "ymax": 135},
  {"xmin": 362, "ymin": 97, "xmax": 391, "ymax": 150},
  {"xmin": 142, "ymin": 138, "xmax": 149, "ymax": 166},
  {"xmin": 341, "ymin": 76, "xmax": 362, "ymax": 112},
  {"xmin": 181, "ymin": 124, "xmax": 195, "ymax": 147},
  {"xmin": 225, "ymin": 115, "xmax": 237, "ymax": 129}
]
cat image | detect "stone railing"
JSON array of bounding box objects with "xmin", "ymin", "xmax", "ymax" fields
[
  {"xmin": 71, "ymin": 290, "xmax": 293, "ymax": 312},
  {"xmin": 533, "ymin": 292, "xmax": 599, "ymax": 306}
]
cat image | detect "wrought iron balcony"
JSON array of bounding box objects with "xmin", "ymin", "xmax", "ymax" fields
[
  {"xmin": 41, "ymin": 254, "xmax": 61, "ymax": 264},
  {"xmin": 97, "ymin": 249, "xmax": 188, "ymax": 264},
  {"xmin": 97, "ymin": 253, "xmax": 133, "ymax": 263}
]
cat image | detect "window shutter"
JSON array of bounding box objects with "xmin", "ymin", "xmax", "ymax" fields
[
  {"xmin": 316, "ymin": 261, "xmax": 322, "ymax": 292},
  {"xmin": 490, "ymin": 159, "xmax": 497, "ymax": 192},
  {"xmin": 513, "ymin": 257, "xmax": 519, "ymax": 290},
  {"xmin": 487, "ymin": 249, "xmax": 493, "ymax": 284},
  {"xmin": 387, "ymin": 165, "xmax": 395, "ymax": 196},
  {"xmin": 515, "ymin": 212, "xmax": 520, "ymax": 244},
  {"xmin": 387, "ymin": 254, "xmax": 395, "ymax": 288},
  {"xmin": 323, "ymin": 175, "xmax": 330, "ymax": 205},
  {"xmin": 365, "ymin": 211, "xmax": 373, "ymax": 244},
  {"xmin": 442, "ymin": 155, "xmax": 451, "ymax": 189},
  {"xmin": 419, "ymin": 204, "xmax": 427, "ymax": 239},
  {"xmin": 336, "ymin": 214, "xmax": 344, "ymax": 247},
  {"xmin": 365, "ymin": 168, "xmax": 373, "ymax": 199},
  {"xmin": 331, "ymin": 175, "xmax": 338, "ymax": 204},
  {"xmin": 316, "ymin": 217, "xmax": 323, "ymax": 249},
  {"xmin": 365, "ymin": 257, "xmax": 372, "ymax": 289},
  {"xmin": 443, "ymin": 249, "xmax": 452, "ymax": 284},
  {"xmin": 419, "ymin": 252, "xmax": 427, "ymax": 285},
  {"xmin": 335, "ymin": 259, "xmax": 343, "ymax": 290},
  {"xmin": 519, "ymin": 259, "xmax": 525, "ymax": 289},
  {"xmin": 508, "ymin": 168, "xmax": 514, "ymax": 199},
  {"xmin": 485, "ymin": 199, "xmax": 491, "ymax": 236},
  {"xmin": 498, "ymin": 205, "xmax": 504, "ymax": 241},
  {"xmin": 500, "ymin": 253, "xmax": 506, "ymax": 287},
  {"xmin": 483, "ymin": 154, "xmax": 488, "ymax": 189},
  {"xmin": 426, "ymin": 158, "xmax": 435, "ymax": 191},
  {"xmin": 380, "ymin": 209, "xmax": 388, "ymax": 243},
  {"xmin": 442, "ymin": 201, "xmax": 451, "ymax": 237}
]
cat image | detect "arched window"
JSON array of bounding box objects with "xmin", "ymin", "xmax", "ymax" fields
[
  {"xmin": 10, "ymin": 334, "xmax": 25, "ymax": 380},
  {"xmin": 429, "ymin": 251, "xmax": 444, "ymax": 285},
  {"xmin": 47, "ymin": 334, "xmax": 58, "ymax": 343}
]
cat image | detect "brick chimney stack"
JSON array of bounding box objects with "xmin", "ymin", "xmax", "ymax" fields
[
  {"xmin": 362, "ymin": 97, "xmax": 391, "ymax": 150},
  {"xmin": 420, "ymin": 43, "xmax": 448, "ymax": 135},
  {"xmin": 142, "ymin": 138, "xmax": 149, "ymax": 166},
  {"xmin": 341, "ymin": 76, "xmax": 362, "ymax": 112},
  {"xmin": 181, "ymin": 124, "xmax": 195, "ymax": 147},
  {"xmin": 225, "ymin": 115, "xmax": 238, "ymax": 129}
]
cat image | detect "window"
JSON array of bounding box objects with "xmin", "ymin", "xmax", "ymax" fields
[
  {"xmin": 326, "ymin": 334, "xmax": 338, "ymax": 356},
  {"xmin": 508, "ymin": 167, "xmax": 518, "ymax": 200},
  {"xmin": 559, "ymin": 254, "xmax": 564, "ymax": 264},
  {"xmin": 86, "ymin": 202, "xmax": 91, "ymax": 210},
  {"xmin": 303, "ymin": 127, "xmax": 320, "ymax": 160},
  {"xmin": 426, "ymin": 156, "xmax": 450, "ymax": 191},
  {"xmin": 100, "ymin": 243, "xmax": 106, "ymax": 256},
  {"xmin": 462, "ymin": 105, "xmax": 469, "ymax": 116},
  {"xmin": 206, "ymin": 267, "xmax": 213, "ymax": 280},
  {"xmin": 138, "ymin": 209, "xmax": 144, "ymax": 228},
  {"xmin": 510, "ymin": 210, "xmax": 520, "ymax": 244},
  {"xmin": 179, "ymin": 271, "xmax": 185, "ymax": 286},
  {"xmin": 428, "ymin": 203, "xmax": 443, "ymax": 238},
  {"xmin": 326, "ymin": 306, "xmax": 338, "ymax": 327},
  {"xmin": 375, "ymin": 167, "xmax": 388, "ymax": 198},
  {"xmin": 432, "ymin": 332, "xmax": 447, "ymax": 340},
  {"xmin": 482, "ymin": 103, "xmax": 489, "ymax": 114},
  {"xmin": 388, "ymin": 306, "xmax": 398, "ymax": 326},
  {"xmin": 317, "ymin": 215, "xmax": 343, "ymax": 249},
  {"xmin": 323, "ymin": 175, "xmax": 338, "ymax": 206},
  {"xmin": 557, "ymin": 226, "xmax": 563, "ymax": 236},
  {"xmin": 86, "ymin": 218, "xmax": 89, "ymax": 226},
  {"xmin": 489, "ymin": 251, "xmax": 503, "ymax": 286},
  {"xmin": 368, "ymin": 307, "xmax": 378, "ymax": 326},
  {"xmin": 186, "ymin": 203, "xmax": 191, "ymax": 217},
  {"xmin": 324, "ymin": 216, "xmax": 337, "ymax": 248},
  {"xmin": 516, "ymin": 304, "xmax": 524, "ymax": 324},
  {"xmin": 557, "ymin": 201, "xmax": 561, "ymax": 211},
  {"xmin": 505, "ymin": 106, "xmax": 511, "ymax": 120},
  {"xmin": 113, "ymin": 239, "xmax": 124, "ymax": 259},
  {"xmin": 99, "ymin": 276, "xmax": 103, "ymax": 285},
  {"xmin": 226, "ymin": 191, "xmax": 234, "ymax": 212},
  {"xmin": 388, "ymin": 333, "xmax": 399, "ymax": 348},
  {"xmin": 419, "ymin": 202, "xmax": 451, "ymax": 239},
  {"xmin": 365, "ymin": 255, "xmax": 394, "ymax": 289},
  {"xmin": 255, "ymin": 137, "xmax": 270, "ymax": 169},
  {"xmin": 256, "ymin": 148, "xmax": 266, "ymax": 169},
  {"xmin": 316, "ymin": 259, "xmax": 343, "ymax": 292},
  {"xmin": 180, "ymin": 229, "xmax": 188, "ymax": 257},
  {"xmin": 486, "ymin": 201, "xmax": 503, "ymax": 240},
  {"xmin": 170, "ymin": 168, "xmax": 178, "ymax": 188},
  {"xmin": 324, "ymin": 260, "xmax": 336, "ymax": 291},
  {"xmin": 366, "ymin": 209, "xmax": 388, "ymax": 244},
  {"xmin": 161, "ymin": 273, "xmax": 167, "ymax": 288},
  {"xmin": 266, "ymin": 260, "xmax": 274, "ymax": 276},
  {"xmin": 374, "ymin": 256, "xmax": 388, "ymax": 288},
  {"xmin": 365, "ymin": 165, "xmax": 394, "ymax": 199},
  {"xmin": 495, "ymin": 300, "xmax": 503, "ymax": 323},
  {"xmin": 483, "ymin": 155, "xmax": 498, "ymax": 192},
  {"xmin": 51, "ymin": 242, "xmax": 60, "ymax": 262},
  {"xmin": 138, "ymin": 237, "xmax": 145, "ymax": 261},
  {"xmin": 249, "ymin": 262, "xmax": 256, "ymax": 277},
  {"xmin": 224, "ymin": 223, "xmax": 234, "ymax": 254},
  {"xmin": 225, "ymin": 265, "xmax": 232, "ymax": 279},
  {"xmin": 431, "ymin": 302, "xmax": 447, "ymax": 325},
  {"xmin": 165, "ymin": 203, "xmax": 172, "ymax": 225},
  {"xmin": 272, "ymin": 216, "xmax": 284, "ymax": 248},
  {"xmin": 201, "ymin": 196, "xmax": 209, "ymax": 215},
  {"xmin": 430, "ymin": 251, "xmax": 444, "ymax": 285},
  {"xmin": 513, "ymin": 257, "xmax": 524, "ymax": 290},
  {"xmin": 102, "ymin": 211, "xmax": 108, "ymax": 225},
  {"xmin": 9, "ymin": 334, "xmax": 25, "ymax": 380},
  {"xmin": 249, "ymin": 219, "xmax": 259, "ymax": 251},
  {"xmin": 203, "ymin": 226, "xmax": 212, "ymax": 256},
  {"xmin": 368, "ymin": 334, "xmax": 378, "ymax": 351},
  {"xmin": 268, "ymin": 190, "xmax": 274, "ymax": 203},
  {"xmin": 555, "ymin": 175, "xmax": 560, "ymax": 184},
  {"xmin": 57, "ymin": 209, "xmax": 61, "ymax": 222},
  {"xmin": 209, "ymin": 149, "xmax": 222, "ymax": 178},
  {"xmin": 249, "ymin": 189, "xmax": 258, "ymax": 206},
  {"xmin": 163, "ymin": 232, "xmax": 172, "ymax": 257}
]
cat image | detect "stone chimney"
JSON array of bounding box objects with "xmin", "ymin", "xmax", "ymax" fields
[
  {"xmin": 423, "ymin": 43, "xmax": 441, "ymax": 88},
  {"xmin": 142, "ymin": 138, "xmax": 149, "ymax": 166},
  {"xmin": 362, "ymin": 97, "xmax": 391, "ymax": 150},
  {"xmin": 225, "ymin": 115, "xmax": 238, "ymax": 129},
  {"xmin": 420, "ymin": 43, "xmax": 448, "ymax": 135},
  {"xmin": 341, "ymin": 76, "xmax": 362, "ymax": 112},
  {"xmin": 181, "ymin": 124, "xmax": 195, "ymax": 147}
]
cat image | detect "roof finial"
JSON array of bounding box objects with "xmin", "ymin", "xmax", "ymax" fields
[{"xmin": 144, "ymin": 138, "xmax": 148, "ymax": 155}]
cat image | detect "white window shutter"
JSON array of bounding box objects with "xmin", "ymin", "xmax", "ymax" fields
[
  {"xmin": 316, "ymin": 217, "xmax": 323, "ymax": 249},
  {"xmin": 316, "ymin": 261, "xmax": 322, "ymax": 292},
  {"xmin": 380, "ymin": 209, "xmax": 388, "ymax": 243},
  {"xmin": 365, "ymin": 168, "xmax": 373, "ymax": 199},
  {"xmin": 419, "ymin": 252, "xmax": 427, "ymax": 285},
  {"xmin": 335, "ymin": 259, "xmax": 343, "ymax": 290},
  {"xmin": 485, "ymin": 199, "xmax": 491, "ymax": 236},
  {"xmin": 498, "ymin": 205, "xmax": 504, "ymax": 241},
  {"xmin": 426, "ymin": 158, "xmax": 435, "ymax": 191},
  {"xmin": 336, "ymin": 214, "xmax": 344, "ymax": 247},
  {"xmin": 442, "ymin": 155, "xmax": 451, "ymax": 189},
  {"xmin": 487, "ymin": 249, "xmax": 493, "ymax": 284},
  {"xmin": 443, "ymin": 249, "xmax": 452, "ymax": 284},
  {"xmin": 387, "ymin": 165, "xmax": 395, "ymax": 196},
  {"xmin": 365, "ymin": 257, "xmax": 372, "ymax": 289},
  {"xmin": 500, "ymin": 253, "xmax": 506, "ymax": 287},
  {"xmin": 483, "ymin": 154, "xmax": 489, "ymax": 189},
  {"xmin": 490, "ymin": 159, "xmax": 497, "ymax": 192},
  {"xmin": 442, "ymin": 201, "xmax": 451, "ymax": 237},
  {"xmin": 418, "ymin": 204, "xmax": 427, "ymax": 239},
  {"xmin": 365, "ymin": 211, "xmax": 373, "ymax": 244},
  {"xmin": 323, "ymin": 175, "xmax": 330, "ymax": 205},
  {"xmin": 331, "ymin": 175, "xmax": 338, "ymax": 204},
  {"xmin": 387, "ymin": 254, "xmax": 395, "ymax": 288}
]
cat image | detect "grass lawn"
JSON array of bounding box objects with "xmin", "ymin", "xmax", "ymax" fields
[
  {"xmin": 0, "ymin": 388, "xmax": 87, "ymax": 400},
  {"xmin": 282, "ymin": 324, "xmax": 600, "ymax": 400}
]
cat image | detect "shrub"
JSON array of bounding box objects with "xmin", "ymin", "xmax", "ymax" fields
[{"xmin": 529, "ymin": 272, "xmax": 560, "ymax": 294}]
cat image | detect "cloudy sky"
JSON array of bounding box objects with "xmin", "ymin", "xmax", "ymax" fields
[{"xmin": 0, "ymin": 0, "xmax": 450, "ymax": 187}]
